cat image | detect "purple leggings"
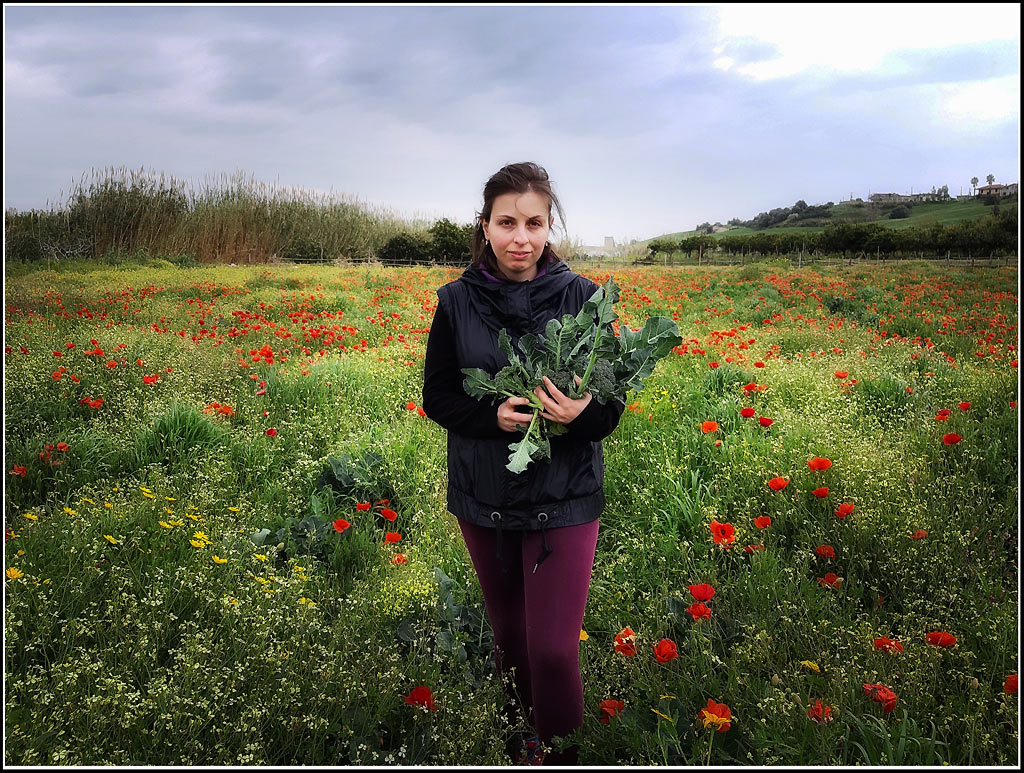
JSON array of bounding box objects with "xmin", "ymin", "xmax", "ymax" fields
[{"xmin": 459, "ymin": 517, "xmax": 600, "ymax": 765}]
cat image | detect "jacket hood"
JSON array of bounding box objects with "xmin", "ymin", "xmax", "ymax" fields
[{"xmin": 454, "ymin": 260, "xmax": 585, "ymax": 334}]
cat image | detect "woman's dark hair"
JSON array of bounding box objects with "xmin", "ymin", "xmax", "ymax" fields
[{"xmin": 471, "ymin": 162, "xmax": 566, "ymax": 277}]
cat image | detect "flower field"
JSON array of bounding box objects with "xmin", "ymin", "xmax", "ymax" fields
[{"xmin": 3, "ymin": 259, "xmax": 1019, "ymax": 765}]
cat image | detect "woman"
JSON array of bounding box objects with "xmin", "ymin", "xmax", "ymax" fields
[{"xmin": 422, "ymin": 162, "xmax": 624, "ymax": 765}]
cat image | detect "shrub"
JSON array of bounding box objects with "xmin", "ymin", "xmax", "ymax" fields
[{"xmin": 378, "ymin": 232, "xmax": 431, "ymax": 265}]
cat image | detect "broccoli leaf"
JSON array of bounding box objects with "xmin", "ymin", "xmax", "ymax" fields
[{"xmin": 460, "ymin": 276, "xmax": 680, "ymax": 473}]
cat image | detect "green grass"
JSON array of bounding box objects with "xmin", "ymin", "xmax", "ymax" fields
[{"xmin": 4, "ymin": 261, "xmax": 1018, "ymax": 765}]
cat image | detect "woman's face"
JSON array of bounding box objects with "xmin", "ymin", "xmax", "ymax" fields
[{"xmin": 482, "ymin": 190, "xmax": 553, "ymax": 282}]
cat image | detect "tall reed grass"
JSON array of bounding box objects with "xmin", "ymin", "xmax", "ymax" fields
[{"xmin": 4, "ymin": 167, "xmax": 427, "ymax": 265}]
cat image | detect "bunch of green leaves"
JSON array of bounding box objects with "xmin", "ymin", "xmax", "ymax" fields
[{"xmin": 461, "ymin": 276, "xmax": 682, "ymax": 473}]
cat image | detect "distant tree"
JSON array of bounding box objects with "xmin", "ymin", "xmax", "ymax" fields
[
  {"xmin": 937, "ymin": 185, "xmax": 949, "ymax": 201},
  {"xmin": 378, "ymin": 232, "xmax": 431, "ymax": 265},
  {"xmin": 971, "ymin": 176, "xmax": 979, "ymax": 195},
  {"xmin": 986, "ymin": 174, "xmax": 996, "ymax": 186},
  {"xmin": 889, "ymin": 204, "xmax": 911, "ymax": 219},
  {"xmin": 793, "ymin": 200, "xmax": 808, "ymax": 211},
  {"xmin": 428, "ymin": 218, "xmax": 472, "ymax": 264}
]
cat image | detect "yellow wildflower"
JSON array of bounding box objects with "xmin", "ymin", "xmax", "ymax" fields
[
  {"xmin": 103, "ymin": 535, "xmax": 118, "ymax": 545},
  {"xmin": 800, "ymin": 660, "xmax": 821, "ymax": 673},
  {"xmin": 298, "ymin": 597, "xmax": 316, "ymax": 606},
  {"xmin": 651, "ymin": 709, "xmax": 673, "ymax": 722},
  {"xmin": 80, "ymin": 497, "xmax": 95, "ymax": 504},
  {"xmin": 63, "ymin": 507, "xmax": 77, "ymax": 516},
  {"xmin": 293, "ymin": 565, "xmax": 306, "ymax": 573},
  {"xmin": 158, "ymin": 521, "xmax": 174, "ymax": 530},
  {"xmin": 192, "ymin": 530, "xmax": 210, "ymax": 542},
  {"xmin": 6, "ymin": 567, "xmax": 25, "ymax": 580},
  {"xmin": 104, "ymin": 503, "xmax": 113, "ymax": 509},
  {"xmin": 189, "ymin": 539, "xmax": 206, "ymax": 549},
  {"xmin": 168, "ymin": 519, "xmax": 183, "ymax": 527},
  {"xmin": 186, "ymin": 513, "xmax": 201, "ymax": 522},
  {"xmin": 254, "ymin": 554, "xmax": 268, "ymax": 562},
  {"xmin": 139, "ymin": 486, "xmax": 152, "ymax": 493},
  {"xmin": 23, "ymin": 513, "xmax": 38, "ymax": 521},
  {"xmin": 228, "ymin": 506, "xmax": 240, "ymax": 512},
  {"xmin": 579, "ymin": 629, "xmax": 589, "ymax": 641},
  {"xmin": 165, "ymin": 496, "xmax": 176, "ymax": 501},
  {"xmin": 142, "ymin": 491, "xmax": 155, "ymax": 499},
  {"xmin": 212, "ymin": 555, "xmax": 228, "ymax": 564}
]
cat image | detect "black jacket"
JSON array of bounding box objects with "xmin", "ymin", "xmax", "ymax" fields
[{"xmin": 422, "ymin": 260, "xmax": 624, "ymax": 538}]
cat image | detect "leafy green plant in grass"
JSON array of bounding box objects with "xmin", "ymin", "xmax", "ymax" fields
[
  {"xmin": 840, "ymin": 709, "xmax": 947, "ymax": 765},
  {"xmin": 132, "ymin": 402, "xmax": 229, "ymax": 468}
]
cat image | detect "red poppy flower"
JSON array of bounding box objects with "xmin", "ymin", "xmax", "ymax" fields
[
  {"xmin": 909, "ymin": 529, "xmax": 928, "ymax": 539},
  {"xmin": 383, "ymin": 531, "xmax": 402, "ymax": 545},
  {"xmin": 905, "ymin": 386, "xmax": 913, "ymax": 394},
  {"xmin": 404, "ymin": 685, "xmax": 437, "ymax": 711},
  {"xmin": 89, "ymin": 398, "xmax": 104, "ymax": 410},
  {"xmin": 863, "ymin": 683, "xmax": 898, "ymax": 713},
  {"xmin": 743, "ymin": 543, "xmax": 765, "ymax": 553},
  {"xmin": 56, "ymin": 442, "xmax": 69, "ymax": 452},
  {"xmin": 417, "ymin": 407, "xmax": 426, "ymax": 417},
  {"xmin": 265, "ymin": 428, "xmax": 277, "ymax": 437},
  {"xmin": 942, "ymin": 433, "xmax": 962, "ymax": 445},
  {"xmin": 925, "ymin": 631, "xmax": 957, "ymax": 648},
  {"xmin": 106, "ymin": 360, "xmax": 118, "ymax": 369},
  {"xmin": 376, "ymin": 499, "xmax": 391, "ymax": 505},
  {"xmin": 818, "ymin": 572, "xmax": 842, "ymax": 588},
  {"xmin": 873, "ymin": 637, "xmax": 904, "ymax": 654},
  {"xmin": 812, "ymin": 486, "xmax": 829, "ymax": 498},
  {"xmin": 653, "ymin": 638, "xmax": 678, "ymax": 663},
  {"xmin": 599, "ymin": 699, "xmax": 625, "ymax": 724},
  {"xmin": 834, "ymin": 371, "xmax": 849, "ymax": 379},
  {"xmin": 709, "ymin": 519, "xmax": 735, "ymax": 547},
  {"xmin": 698, "ymin": 698, "xmax": 732, "ymax": 732},
  {"xmin": 614, "ymin": 627, "xmax": 637, "ymax": 657},
  {"xmin": 708, "ymin": 361, "xmax": 719, "ymax": 369},
  {"xmin": 754, "ymin": 361, "xmax": 765, "ymax": 368},
  {"xmin": 753, "ymin": 515, "xmax": 771, "ymax": 529},
  {"xmin": 391, "ymin": 553, "xmax": 407, "ymax": 565},
  {"xmin": 701, "ymin": 420, "xmax": 719, "ymax": 433},
  {"xmin": 768, "ymin": 477, "xmax": 789, "ymax": 492},
  {"xmin": 807, "ymin": 457, "xmax": 833, "ymax": 471},
  {"xmin": 807, "ymin": 698, "xmax": 833, "ymax": 724},
  {"xmin": 1005, "ymin": 674, "xmax": 1018, "ymax": 695},
  {"xmin": 355, "ymin": 502, "xmax": 372, "ymax": 511},
  {"xmin": 51, "ymin": 371, "xmax": 63, "ymax": 381},
  {"xmin": 686, "ymin": 602, "xmax": 712, "ymax": 621},
  {"xmin": 958, "ymin": 402, "xmax": 971, "ymax": 411},
  {"xmin": 740, "ymin": 407, "xmax": 756, "ymax": 418},
  {"xmin": 333, "ymin": 518, "xmax": 351, "ymax": 533},
  {"xmin": 815, "ymin": 545, "xmax": 836, "ymax": 560},
  {"xmin": 688, "ymin": 583, "xmax": 715, "ymax": 601},
  {"xmin": 758, "ymin": 416, "xmax": 774, "ymax": 428},
  {"xmin": 379, "ymin": 507, "xmax": 398, "ymax": 522},
  {"xmin": 835, "ymin": 503, "xmax": 854, "ymax": 519},
  {"xmin": 9, "ymin": 465, "xmax": 27, "ymax": 477}
]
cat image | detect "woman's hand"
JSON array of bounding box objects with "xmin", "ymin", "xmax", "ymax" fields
[
  {"xmin": 534, "ymin": 376, "xmax": 592, "ymax": 425},
  {"xmin": 497, "ymin": 396, "xmax": 537, "ymax": 433}
]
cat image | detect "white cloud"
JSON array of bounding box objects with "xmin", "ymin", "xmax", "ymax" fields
[
  {"xmin": 939, "ymin": 75, "xmax": 1020, "ymax": 125},
  {"xmin": 711, "ymin": 3, "xmax": 1020, "ymax": 80}
]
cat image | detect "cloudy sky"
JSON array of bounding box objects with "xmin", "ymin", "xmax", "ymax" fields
[{"xmin": 3, "ymin": 4, "xmax": 1020, "ymax": 246}]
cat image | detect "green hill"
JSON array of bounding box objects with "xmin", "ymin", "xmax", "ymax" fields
[{"xmin": 641, "ymin": 196, "xmax": 1013, "ymax": 247}]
